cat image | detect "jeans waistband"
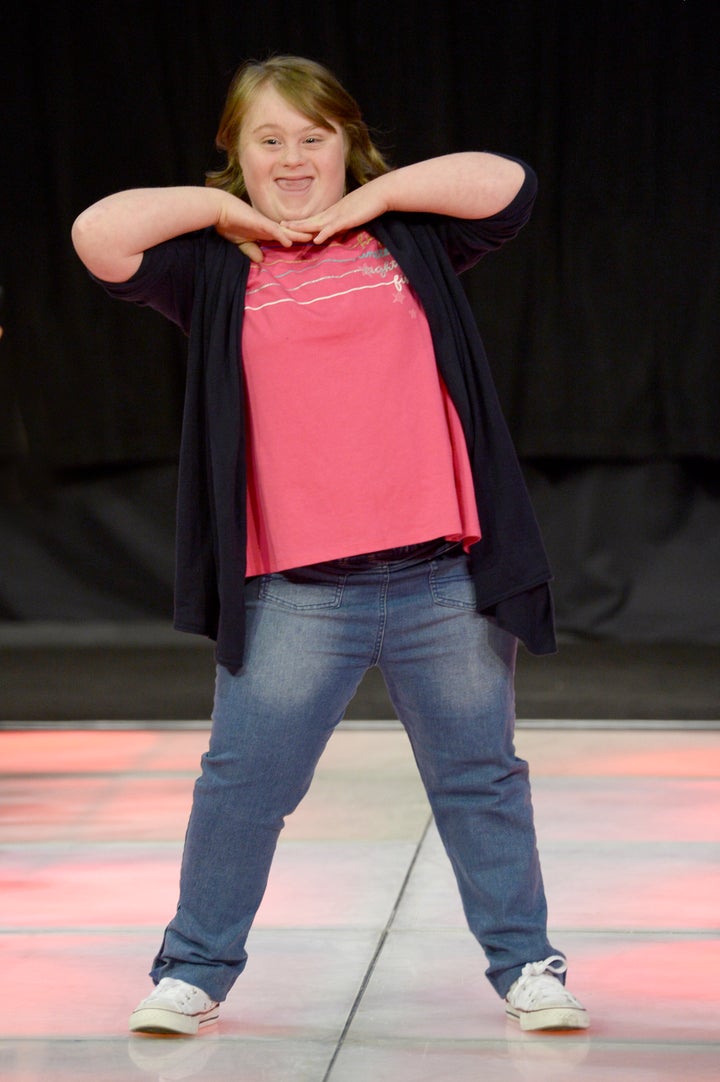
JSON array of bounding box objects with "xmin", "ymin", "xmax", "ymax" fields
[{"xmin": 317, "ymin": 538, "xmax": 461, "ymax": 572}]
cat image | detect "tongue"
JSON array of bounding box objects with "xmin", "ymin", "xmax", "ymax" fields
[{"xmin": 277, "ymin": 178, "xmax": 311, "ymax": 192}]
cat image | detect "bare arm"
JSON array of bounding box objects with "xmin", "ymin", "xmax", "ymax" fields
[
  {"xmin": 284, "ymin": 152, "xmax": 527, "ymax": 245},
  {"xmin": 71, "ymin": 186, "xmax": 314, "ymax": 281}
]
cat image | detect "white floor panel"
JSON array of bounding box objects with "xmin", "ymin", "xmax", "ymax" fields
[
  {"xmin": 392, "ymin": 821, "xmax": 720, "ymax": 932},
  {"xmin": 1, "ymin": 840, "xmax": 420, "ymax": 931},
  {"xmin": 330, "ymin": 1038, "xmax": 719, "ymax": 1082},
  {"xmin": 1, "ymin": 725, "xmax": 718, "ymax": 1080},
  {"xmin": 344, "ymin": 928, "xmax": 720, "ymax": 1045},
  {"xmin": 0, "ymin": 926, "xmax": 382, "ymax": 1039}
]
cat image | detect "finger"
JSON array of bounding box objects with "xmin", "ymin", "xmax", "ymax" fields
[
  {"xmin": 281, "ymin": 218, "xmax": 339, "ymax": 246},
  {"xmin": 238, "ymin": 241, "xmax": 264, "ymax": 263},
  {"xmin": 279, "ymin": 225, "xmax": 316, "ymax": 242},
  {"xmin": 311, "ymin": 225, "xmax": 336, "ymax": 245},
  {"xmin": 280, "ymin": 217, "xmax": 325, "ymax": 232}
]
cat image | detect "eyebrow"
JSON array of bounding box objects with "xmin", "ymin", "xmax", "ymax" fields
[{"xmin": 249, "ymin": 120, "xmax": 334, "ymax": 135}]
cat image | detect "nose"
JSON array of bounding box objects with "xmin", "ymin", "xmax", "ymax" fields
[{"xmin": 281, "ymin": 141, "xmax": 306, "ymax": 167}]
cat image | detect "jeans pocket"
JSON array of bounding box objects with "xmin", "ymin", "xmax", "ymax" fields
[
  {"xmin": 258, "ymin": 570, "xmax": 345, "ymax": 611},
  {"xmin": 428, "ymin": 558, "xmax": 477, "ymax": 610}
]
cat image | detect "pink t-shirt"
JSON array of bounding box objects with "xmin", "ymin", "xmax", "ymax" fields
[{"xmin": 242, "ymin": 230, "xmax": 481, "ymax": 576}]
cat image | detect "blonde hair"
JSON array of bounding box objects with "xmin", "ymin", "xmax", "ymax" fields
[{"xmin": 206, "ymin": 55, "xmax": 392, "ymax": 198}]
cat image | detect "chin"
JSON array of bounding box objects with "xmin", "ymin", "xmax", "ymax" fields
[{"xmin": 280, "ymin": 201, "xmax": 315, "ymax": 219}]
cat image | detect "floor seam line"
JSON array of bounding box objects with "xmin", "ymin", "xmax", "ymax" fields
[{"xmin": 321, "ymin": 812, "xmax": 433, "ymax": 1081}]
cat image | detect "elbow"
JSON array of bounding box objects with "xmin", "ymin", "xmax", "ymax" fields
[
  {"xmin": 70, "ymin": 204, "xmax": 138, "ymax": 282},
  {"xmin": 70, "ymin": 207, "xmax": 100, "ymax": 264}
]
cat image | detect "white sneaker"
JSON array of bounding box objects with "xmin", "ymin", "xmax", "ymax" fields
[
  {"xmin": 505, "ymin": 955, "xmax": 589, "ymax": 1031},
  {"xmin": 129, "ymin": 977, "xmax": 220, "ymax": 1035}
]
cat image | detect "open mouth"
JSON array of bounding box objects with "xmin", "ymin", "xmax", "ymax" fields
[{"xmin": 276, "ymin": 177, "xmax": 313, "ymax": 193}]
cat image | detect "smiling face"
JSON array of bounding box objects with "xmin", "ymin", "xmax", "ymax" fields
[{"xmin": 238, "ymin": 83, "xmax": 348, "ymax": 223}]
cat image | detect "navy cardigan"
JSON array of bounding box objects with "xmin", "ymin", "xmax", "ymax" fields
[{"xmin": 96, "ymin": 164, "xmax": 556, "ymax": 670}]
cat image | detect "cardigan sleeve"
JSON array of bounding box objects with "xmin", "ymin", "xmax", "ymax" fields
[
  {"xmin": 88, "ymin": 231, "xmax": 204, "ymax": 335},
  {"xmin": 426, "ymin": 159, "xmax": 538, "ymax": 274}
]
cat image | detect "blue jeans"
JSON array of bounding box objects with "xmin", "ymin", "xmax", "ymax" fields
[{"xmin": 150, "ymin": 543, "xmax": 561, "ymax": 1000}]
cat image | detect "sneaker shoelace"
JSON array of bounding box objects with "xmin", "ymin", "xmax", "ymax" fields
[
  {"xmin": 512, "ymin": 955, "xmax": 578, "ymax": 1007},
  {"xmin": 157, "ymin": 978, "xmax": 209, "ymax": 1007}
]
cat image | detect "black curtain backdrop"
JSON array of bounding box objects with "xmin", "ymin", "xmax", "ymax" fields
[{"xmin": 1, "ymin": 1, "xmax": 719, "ymax": 641}]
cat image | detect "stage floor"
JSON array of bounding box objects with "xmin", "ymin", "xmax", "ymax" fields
[{"xmin": 1, "ymin": 722, "xmax": 719, "ymax": 1080}]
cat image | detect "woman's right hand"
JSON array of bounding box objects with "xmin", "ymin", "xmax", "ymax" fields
[
  {"xmin": 71, "ymin": 186, "xmax": 314, "ymax": 281},
  {"xmin": 215, "ymin": 196, "xmax": 313, "ymax": 263}
]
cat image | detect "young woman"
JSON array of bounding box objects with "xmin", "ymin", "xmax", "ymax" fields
[{"xmin": 72, "ymin": 54, "xmax": 588, "ymax": 1036}]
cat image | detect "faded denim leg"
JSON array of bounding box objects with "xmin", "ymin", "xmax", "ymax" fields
[
  {"xmin": 377, "ymin": 550, "xmax": 562, "ymax": 998},
  {"xmin": 150, "ymin": 570, "xmax": 371, "ymax": 1001}
]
